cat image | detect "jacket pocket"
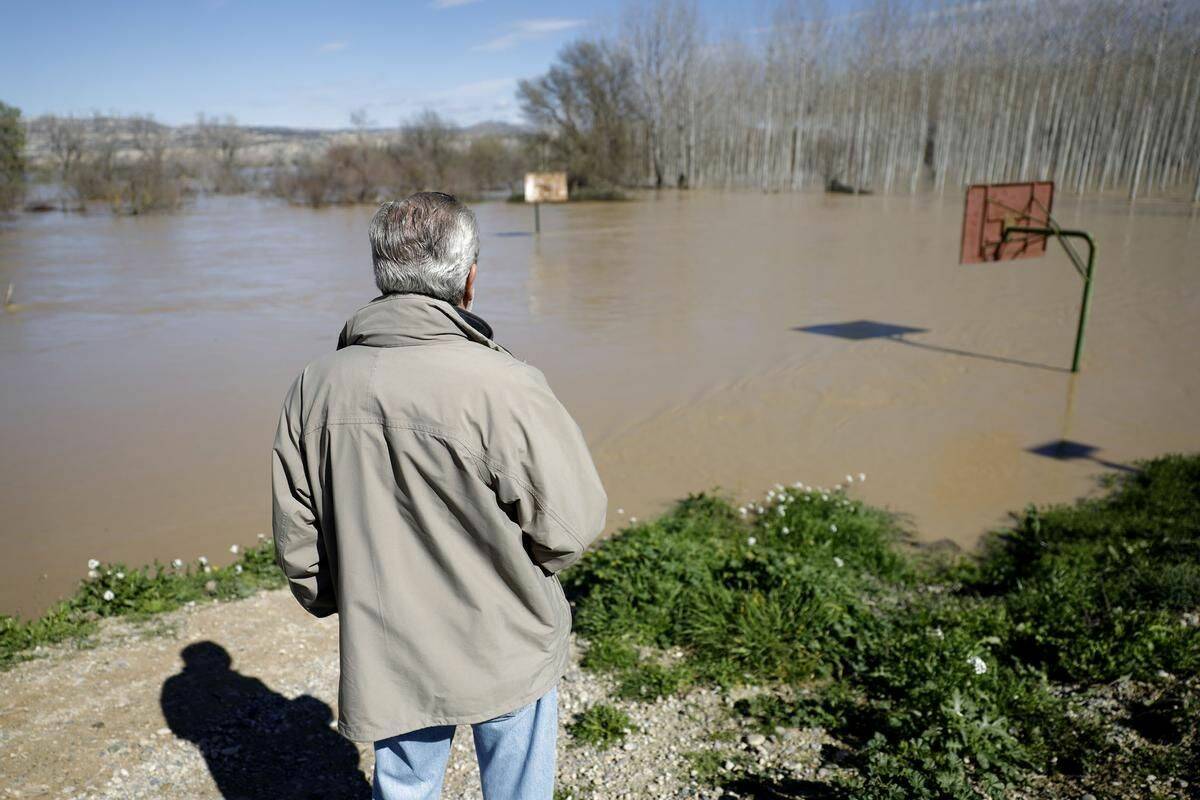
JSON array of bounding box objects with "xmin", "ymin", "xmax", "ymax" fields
[{"xmin": 551, "ymin": 575, "xmax": 570, "ymax": 631}]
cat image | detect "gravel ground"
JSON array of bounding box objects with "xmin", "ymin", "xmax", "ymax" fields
[{"xmin": 0, "ymin": 589, "xmax": 832, "ymax": 799}]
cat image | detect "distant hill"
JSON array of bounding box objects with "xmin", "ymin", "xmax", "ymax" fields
[{"xmin": 22, "ymin": 116, "xmax": 530, "ymax": 168}]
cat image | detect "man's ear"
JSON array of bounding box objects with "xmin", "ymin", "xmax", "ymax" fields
[{"xmin": 461, "ymin": 263, "xmax": 477, "ymax": 310}]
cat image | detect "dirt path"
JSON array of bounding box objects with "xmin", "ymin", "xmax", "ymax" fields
[{"xmin": 0, "ymin": 589, "xmax": 830, "ymax": 799}]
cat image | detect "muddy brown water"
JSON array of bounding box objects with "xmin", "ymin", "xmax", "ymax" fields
[{"xmin": 2, "ymin": 191, "xmax": 1198, "ymax": 619}]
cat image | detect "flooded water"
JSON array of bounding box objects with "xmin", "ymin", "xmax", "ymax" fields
[{"xmin": 2, "ymin": 191, "xmax": 1198, "ymax": 618}]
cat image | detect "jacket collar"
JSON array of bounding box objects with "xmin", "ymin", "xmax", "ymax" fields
[{"xmin": 336, "ymin": 293, "xmax": 509, "ymax": 355}]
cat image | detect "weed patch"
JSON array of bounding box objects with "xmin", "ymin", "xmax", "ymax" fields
[
  {"xmin": 567, "ymin": 458, "xmax": 1200, "ymax": 798},
  {"xmin": 1, "ymin": 536, "xmax": 285, "ymax": 669},
  {"xmin": 566, "ymin": 703, "xmax": 632, "ymax": 749}
]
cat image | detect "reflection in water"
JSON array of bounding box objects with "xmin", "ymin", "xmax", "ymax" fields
[{"xmin": 1, "ymin": 191, "xmax": 1198, "ymax": 616}]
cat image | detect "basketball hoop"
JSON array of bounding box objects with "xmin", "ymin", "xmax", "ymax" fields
[{"xmin": 959, "ymin": 181, "xmax": 1097, "ymax": 372}]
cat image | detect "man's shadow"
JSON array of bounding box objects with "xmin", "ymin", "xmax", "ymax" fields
[{"xmin": 160, "ymin": 641, "xmax": 371, "ymax": 800}]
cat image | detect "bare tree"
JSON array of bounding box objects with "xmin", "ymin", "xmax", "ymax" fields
[
  {"xmin": 0, "ymin": 101, "xmax": 25, "ymax": 212},
  {"xmin": 196, "ymin": 113, "xmax": 245, "ymax": 193},
  {"xmin": 622, "ymin": 0, "xmax": 701, "ymax": 187},
  {"xmin": 518, "ymin": 40, "xmax": 639, "ymax": 189},
  {"xmin": 43, "ymin": 115, "xmax": 85, "ymax": 209},
  {"xmin": 519, "ymin": 0, "xmax": 1200, "ymax": 199}
]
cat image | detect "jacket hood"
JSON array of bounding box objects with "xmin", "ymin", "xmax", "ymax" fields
[{"xmin": 336, "ymin": 293, "xmax": 509, "ymax": 355}]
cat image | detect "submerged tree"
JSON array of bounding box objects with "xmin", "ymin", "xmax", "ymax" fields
[
  {"xmin": 196, "ymin": 113, "xmax": 246, "ymax": 194},
  {"xmin": 517, "ymin": 40, "xmax": 640, "ymax": 189},
  {"xmin": 0, "ymin": 101, "xmax": 25, "ymax": 212},
  {"xmin": 521, "ymin": 0, "xmax": 1200, "ymax": 199}
]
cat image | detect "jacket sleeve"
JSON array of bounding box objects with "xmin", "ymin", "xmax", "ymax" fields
[
  {"xmin": 271, "ymin": 373, "xmax": 337, "ymax": 618},
  {"xmin": 492, "ymin": 368, "xmax": 608, "ymax": 574}
]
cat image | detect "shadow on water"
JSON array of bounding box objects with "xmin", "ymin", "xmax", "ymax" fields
[
  {"xmin": 160, "ymin": 641, "xmax": 371, "ymax": 800},
  {"xmin": 793, "ymin": 319, "xmax": 1071, "ymax": 373},
  {"xmin": 1027, "ymin": 439, "xmax": 1138, "ymax": 472}
]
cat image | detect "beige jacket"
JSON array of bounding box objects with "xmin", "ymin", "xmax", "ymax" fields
[{"xmin": 271, "ymin": 293, "xmax": 607, "ymax": 742}]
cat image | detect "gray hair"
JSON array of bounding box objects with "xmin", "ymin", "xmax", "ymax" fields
[{"xmin": 368, "ymin": 192, "xmax": 479, "ymax": 304}]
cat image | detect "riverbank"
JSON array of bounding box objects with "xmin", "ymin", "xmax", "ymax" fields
[
  {"xmin": 2, "ymin": 455, "xmax": 1196, "ymax": 799},
  {"xmin": 5, "ymin": 191, "xmax": 1199, "ymax": 619}
]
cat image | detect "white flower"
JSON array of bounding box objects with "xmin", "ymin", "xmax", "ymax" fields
[
  {"xmin": 845, "ymin": 474, "xmax": 854, "ymax": 484},
  {"xmin": 858, "ymin": 472, "xmax": 867, "ymax": 482},
  {"xmin": 738, "ymin": 506, "xmax": 747, "ymax": 516},
  {"xmin": 968, "ymin": 656, "xmax": 988, "ymax": 675},
  {"xmin": 229, "ymin": 544, "xmax": 239, "ymax": 555},
  {"xmin": 257, "ymin": 533, "xmax": 266, "ymax": 540},
  {"xmin": 172, "ymin": 558, "xmax": 184, "ymax": 569},
  {"xmin": 777, "ymin": 506, "xmax": 786, "ymax": 516},
  {"xmin": 629, "ymin": 517, "xmax": 638, "ymax": 523},
  {"xmin": 115, "ymin": 572, "xmax": 124, "ymax": 580},
  {"xmin": 834, "ymin": 484, "xmax": 843, "ymax": 492},
  {"xmin": 782, "ymin": 526, "xmax": 789, "ymax": 534},
  {"xmin": 102, "ymin": 590, "xmax": 114, "ymax": 602},
  {"xmin": 88, "ymin": 569, "xmax": 99, "ymax": 579},
  {"xmin": 747, "ymin": 537, "xmax": 757, "ymax": 546},
  {"xmin": 833, "ymin": 556, "xmax": 845, "ymax": 568},
  {"xmin": 932, "ymin": 627, "xmax": 944, "ymax": 639},
  {"xmin": 830, "ymin": 524, "xmax": 838, "ymax": 533},
  {"xmin": 793, "ymin": 482, "xmax": 803, "ymax": 488},
  {"xmin": 616, "ymin": 508, "xmax": 625, "ymax": 515},
  {"xmin": 234, "ymin": 564, "xmax": 243, "ymax": 574},
  {"xmin": 197, "ymin": 555, "xmax": 208, "ymax": 565},
  {"xmin": 767, "ymin": 490, "xmax": 775, "ymax": 500},
  {"xmin": 87, "ymin": 558, "xmax": 100, "ymax": 570},
  {"xmin": 203, "ymin": 565, "xmax": 212, "ymax": 574},
  {"xmin": 821, "ymin": 494, "xmax": 829, "ymax": 502}
]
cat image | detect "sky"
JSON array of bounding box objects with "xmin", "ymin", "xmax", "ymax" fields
[{"xmin": 0, "ymin": 0, "xmax": 830, "ymax": 130}]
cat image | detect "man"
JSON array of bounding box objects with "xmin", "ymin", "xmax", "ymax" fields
[{"xmin": 271, "ymin": 191, "xmax": 607, "ymax": 800}]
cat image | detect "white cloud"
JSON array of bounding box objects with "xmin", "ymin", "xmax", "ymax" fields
[
  {"xmin": 317, "ymin": 41, "xmax": 348, "ymax": 53},
  {"xmin": 392, "ymin": 77, "xmax": 520, "ymax": 123},
  {"xmin": 474, "ymin": 18, "xmax": 586, "ymax": 51},
  {"xmin": 431, "ymin": 0, "xmax": 482, "ymax": 7},
  {"xmin": 283, "ymin": 75, "xmax": 522, "ymax": 127}
]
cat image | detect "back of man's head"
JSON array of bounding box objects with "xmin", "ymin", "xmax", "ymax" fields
[{"xmin": 369, "ymin": 192, "xmax": 479, "ymax": 305}]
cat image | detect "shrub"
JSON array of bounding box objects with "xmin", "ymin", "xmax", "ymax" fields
[{"xmin": 566, "ymin": 703, "xmax": 632, "ymax": 749}]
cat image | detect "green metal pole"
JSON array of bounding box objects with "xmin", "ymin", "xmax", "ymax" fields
[
  {"xmin": 1070, "ymin": 236, "xmax": 1097, "ymax": 373},
  {"xmin": 1000, "ymin": 226, "xmax": 1096, "ymax": 373}
]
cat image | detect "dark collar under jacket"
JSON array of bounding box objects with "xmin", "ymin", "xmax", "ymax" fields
[
  {"xmin": 336, "ymin": 293, "xmax": 509, "ymax": 356},
  {"xmin": 455, "ymin": 305, "xmax": 494, "ymax": 341}
]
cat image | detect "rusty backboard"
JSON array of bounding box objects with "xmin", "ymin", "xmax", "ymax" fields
[
  {"xmin": 960, "ymin": 181, "xmax": 1054, "ymax": 263},
  {"xmin": 524, "ymin": 172, "xmax": 569, "ymax": 203}
]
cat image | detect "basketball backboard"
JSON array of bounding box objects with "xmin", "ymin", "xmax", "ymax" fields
[{"xmin": 960, "ymin": 181, "xmax": 1054, "ymax": 264}]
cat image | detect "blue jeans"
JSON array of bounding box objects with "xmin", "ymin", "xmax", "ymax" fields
[{"xmin": 372, "ymin": 685, "xmax": 558, "ymax": 800}]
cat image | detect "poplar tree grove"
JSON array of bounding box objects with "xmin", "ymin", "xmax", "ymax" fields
[{"xmin": 520, "ymin": 0, "xmax": 1200, "ymax": 200}]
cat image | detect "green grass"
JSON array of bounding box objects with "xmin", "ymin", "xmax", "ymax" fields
[
  {"xmin": 566, "ymin": 703, "xmax": 632, "ymax": 749},
  {"xmin": 565, "ymin": 456, "xmax": 1200, "ymax": 798},
  {"xmin": 1, "ymin": 536, "xmax": 285, "ymax": 669}
]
